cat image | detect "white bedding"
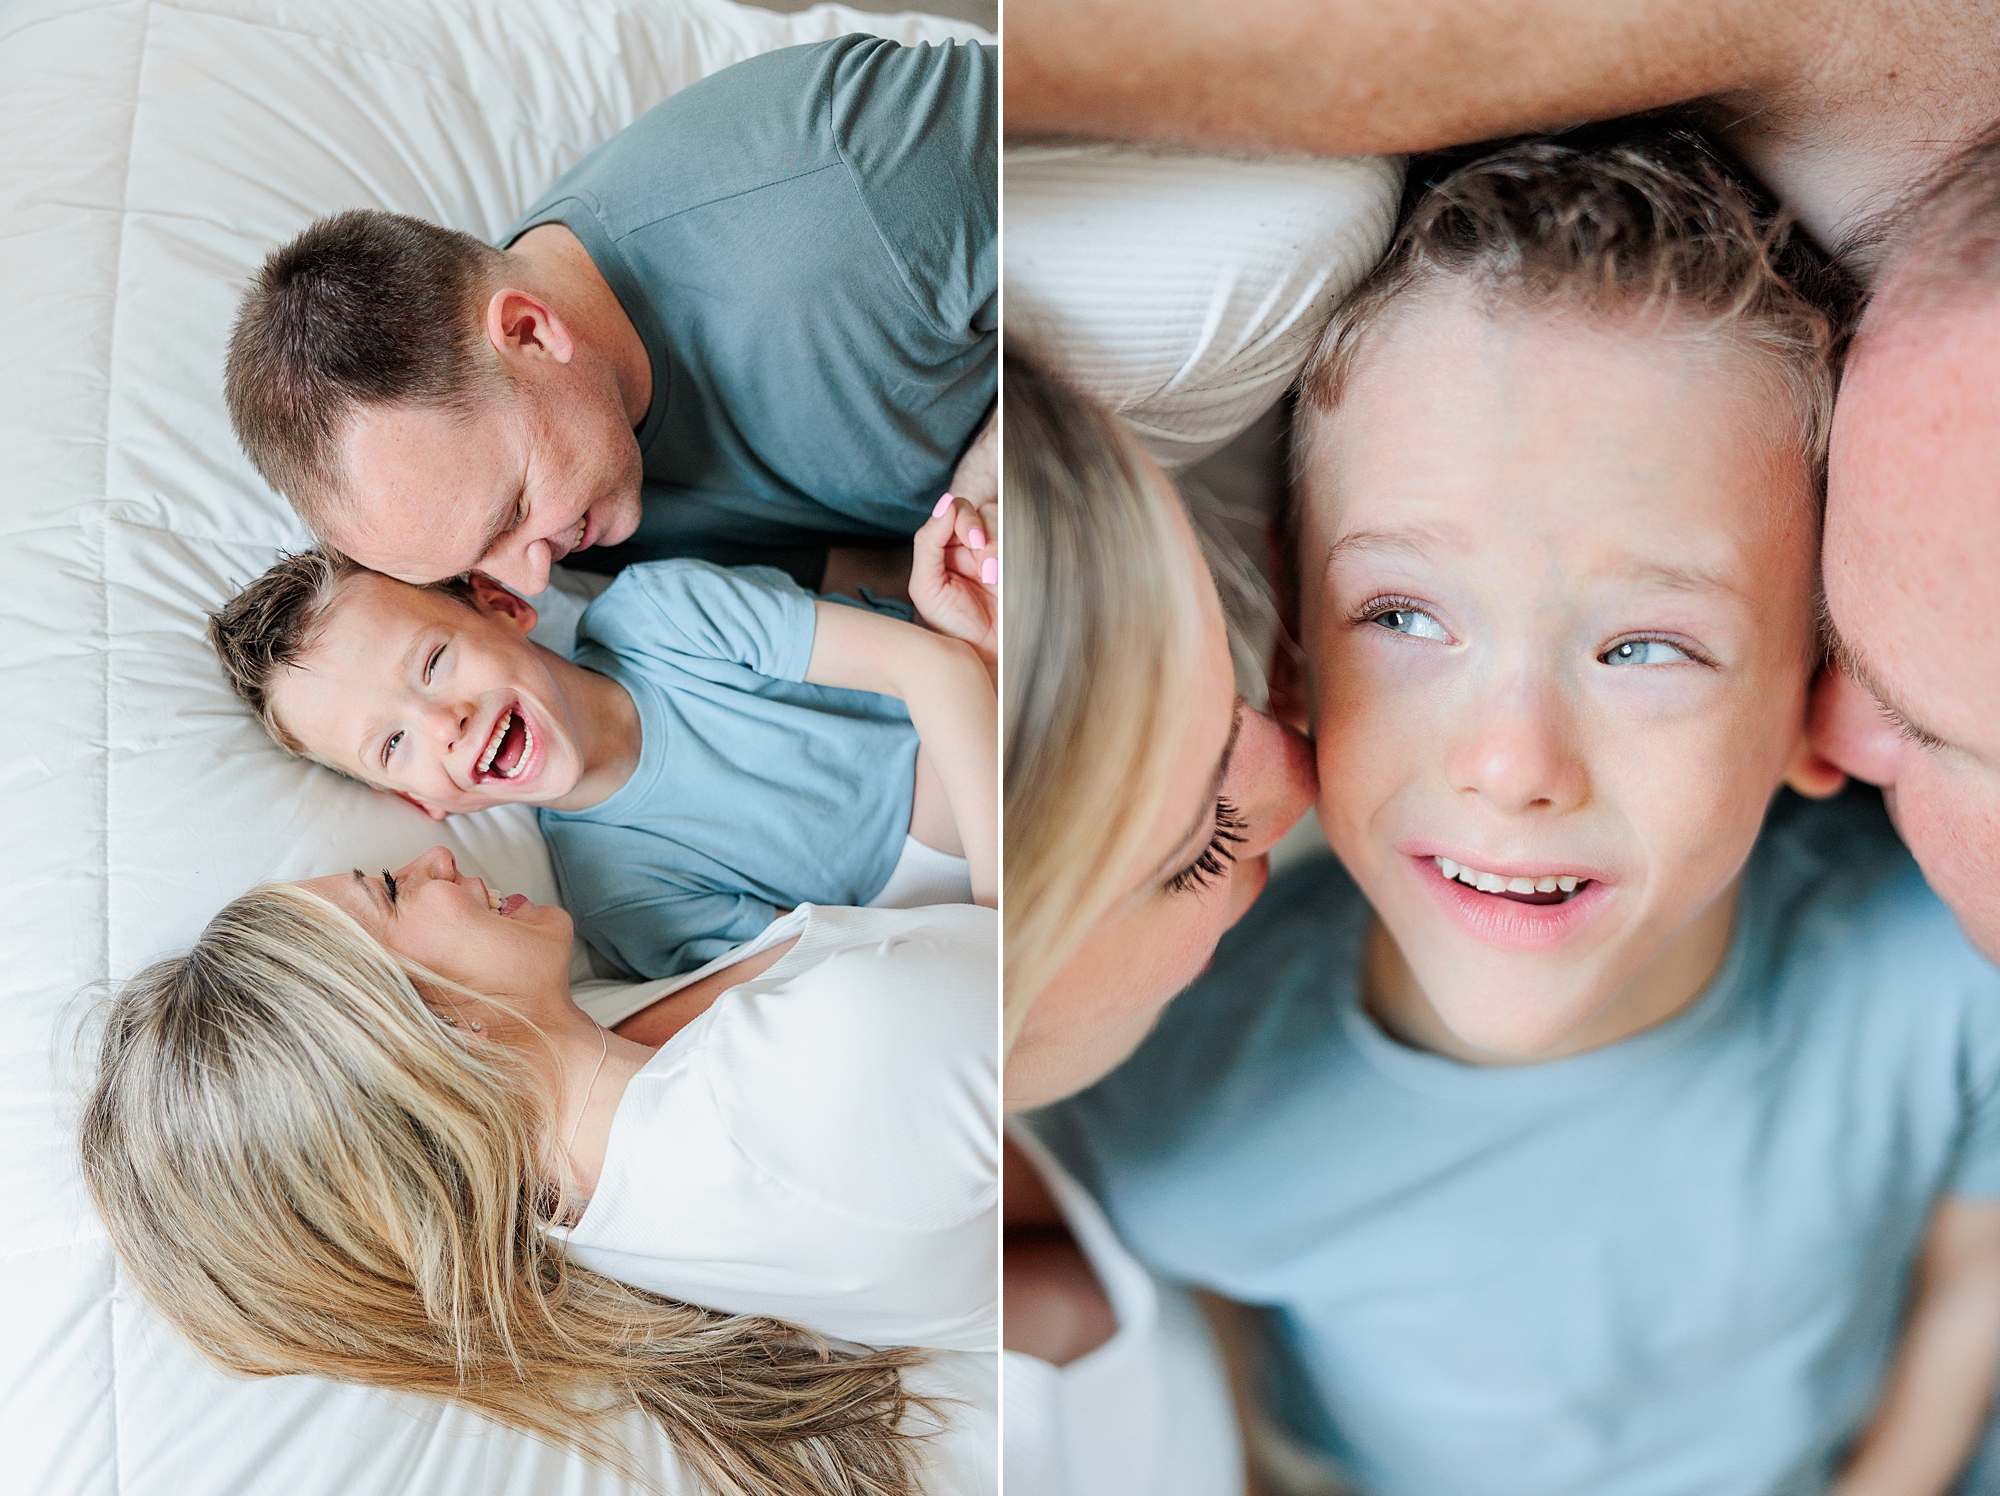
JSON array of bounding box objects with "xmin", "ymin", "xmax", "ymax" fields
[{"xmin": 0, "ymin": 2, "xmax": 992, "ymax": 1492}]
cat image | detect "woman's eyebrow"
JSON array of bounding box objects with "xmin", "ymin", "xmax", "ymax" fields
[
  {"xmin": 350, "ymin": 868, "xmax": 389, "ymax": 914},
  {"xmin": 1148, "ymin": 698, "xmax": 1248, "ymax": 884}
]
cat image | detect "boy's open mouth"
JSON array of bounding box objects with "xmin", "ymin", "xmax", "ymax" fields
[
  {"xmin": 1433, "ymin": 855, "xmax": 1591, "ymax": 905},
  {"xmin": 473, "ymin": 704, "xmax": 534, "ymax": 784}
]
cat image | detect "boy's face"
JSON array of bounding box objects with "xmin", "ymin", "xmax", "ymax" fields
[
  {"xmin": 1294, "ymin": 292, "xmax": 1833, "ymax": 1059},
  {"xmin": 269, "ymin": 572, "xmax": 586, "ymax": 818}
]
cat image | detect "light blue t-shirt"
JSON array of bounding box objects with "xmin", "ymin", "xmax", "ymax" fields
[
  {"xmin": 508, "ymin": 37, "xmax": 996, "ymax": 577},
  {"xmin": 1040, "ymin": 791, "xmax": 2000, "ymax": 1496},
  {"xmin": 540, "ymin": 560, "xmax": 918, "ymax": 979}
]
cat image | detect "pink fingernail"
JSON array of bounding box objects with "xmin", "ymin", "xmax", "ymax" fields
[
  {"xmin": 981, "ymin": 557, "xmax": 998, "ymax": 585},
  {"xmin": 969, "ymin": 527, "xmax": 987, "ymax": 549},
  {"xmin": 932, "ymin": 493, "xmax": 955, "ymax": 518}
]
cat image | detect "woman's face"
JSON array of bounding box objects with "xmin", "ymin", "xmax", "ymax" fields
[
  {"xmin": 1008, "ymin": 510, "xmax": 1318, "ymax": 1110},
  {"xmin": 299, "ymin": 845, "xmax": 574, "ymax": 1001}
]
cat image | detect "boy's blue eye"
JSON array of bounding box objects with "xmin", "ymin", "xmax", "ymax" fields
[
  {"xmin": 425, "ymin": 645, "xmax": 446, "ymax": 681},
  {"xmin": 1601, "ymin": 639, "xmax": 1691, "ymax": 666},
  {"xmin": 381, "ymin": 730, "xmax": 403, "ymax": 768},
  {"xmin": 1371, "ymin": 607, "xmax": 1450, "ymax": 642}
]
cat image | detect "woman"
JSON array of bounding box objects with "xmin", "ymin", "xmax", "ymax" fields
[
  {"xmin": 1004, "ymin": 346, "xmax": 1317, "ymax": 1109},
  {"xmin": 1001, "ymin": 345, "xmax": 1318, "ymax": 1494},
  {"xmin": 80, "ymin": 848, "xmax": 995, "ymax": 1496}
]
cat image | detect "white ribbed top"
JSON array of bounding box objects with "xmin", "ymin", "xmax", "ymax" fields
[
  {"xmin": 1005, "ymin": 143, "xmax": 1404, "ymax": 467},
  {"xmin": 553, "ymin": 903, "xmax": 998, "ymax": 1352}
]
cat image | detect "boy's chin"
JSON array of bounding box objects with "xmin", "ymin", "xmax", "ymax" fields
[{"xmin": 1423, "ymin": 983, "xmax": 1609, "ymax": 1061}]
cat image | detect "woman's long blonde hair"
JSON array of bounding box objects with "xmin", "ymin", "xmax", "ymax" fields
[
  {"xmin": 1002, "ymin": 346, "xmax": 1209, "ymax": 1045},
  {"xmin": 79, "ymin": 883, "xmax": 931, "ymax": 1496}
]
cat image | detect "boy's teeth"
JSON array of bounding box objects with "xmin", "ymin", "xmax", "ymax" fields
[
  {"xmin": 494, "ymin": 720, "xmax": 535, "ymax": 779},
  {"xmin": 478, "ymin": 709, "xmax": 513, "ymax": 772},
  {"xmin": 1433, "ymin": 856, "xmax": 1589, "ymax": 897}
]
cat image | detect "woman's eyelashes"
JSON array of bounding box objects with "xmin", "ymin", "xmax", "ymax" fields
[
  {"xmin": 1166, "ymin": 798, "xmax": 1249, "ymax": 896},
  {"xmin": 381, "ymin": 870, "xmax": 398, "ymax": 906}
]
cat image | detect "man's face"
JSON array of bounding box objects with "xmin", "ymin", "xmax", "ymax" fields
[
  {"xmin": 1296, "ymin": 293, "xmax": 1827, "ymax": 1059},
  {"xmin": 1819, "ymin": 291, "xmax": 2000, "ymax": 960},
  {"xmin": 325, "ymin": 367, "xmax": 643, "ymax": 597},
  {"xmin": 267, "ymin": 572, "xmax": 590, "ymax": 817}
]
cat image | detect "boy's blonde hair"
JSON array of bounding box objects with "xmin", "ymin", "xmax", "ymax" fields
[
  {"xmin": 1295, "ymin": 126, "xmax": 1849, "ymax": 488},
  {"xmin": 208, "ymin": 549, "xmax": 473, "ymax": 758}
]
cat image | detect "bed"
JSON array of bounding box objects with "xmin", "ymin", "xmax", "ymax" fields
[{"xmin": 0, "ymin": 1, "xmax": 992, "ymax": 1490}]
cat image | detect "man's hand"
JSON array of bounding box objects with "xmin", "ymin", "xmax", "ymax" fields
[{"xmin": 912, "ymin": 492, "xmax": 997, "ymax": 673}]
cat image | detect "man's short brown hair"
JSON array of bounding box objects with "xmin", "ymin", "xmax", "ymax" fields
[
  {"xmin": 208, "ymin": 549, "xmax": 473, "ymax": 759},
  {"xmin": 225, "ymin": 209, "xmax": 506, "ymax": 527},
  {"xmin": 1296, "ymin": 126, "xmax": 1850, "ymax": 488}
]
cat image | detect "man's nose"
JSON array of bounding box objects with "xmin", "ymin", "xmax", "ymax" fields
[
  {"xmin": 1809, "ymin": 668, "xmax": 1904, "ymax": 787},
  {"xmin": 1446, "ymin": 677, "xmax": 1587, "ymax": 816},
  {"xmin": 479, "ymin": 536, "xmax": 552, "ymax": 597},
  {"xmin": 1224, "ymin": 709, "xmax": 1318, "ymax": 856}
]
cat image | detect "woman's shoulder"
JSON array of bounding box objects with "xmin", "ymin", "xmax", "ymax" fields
[{"xmin": 691, "ymin": 904, "xmax": 999, "ymax": 1231}]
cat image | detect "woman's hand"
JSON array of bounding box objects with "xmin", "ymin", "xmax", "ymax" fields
[{"xmin": 912, "ymin": 492, "xmax": 998, "ymax": 674}]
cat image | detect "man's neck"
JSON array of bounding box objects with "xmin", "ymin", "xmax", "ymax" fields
[
  {"xmin": 1363, "ymin": 881, "xmax": 1741, "ymax": 1067},
  {"xmin": 543, "ymin": 651, "xmax": 642, "ymax": 812},
  {"xmin": 508, "ymin": 222, "xmax": 654, "ymax": 425},
  {"xmin": 1708, "ymin": 0, "xmax": 2000, "ymax": 276}
]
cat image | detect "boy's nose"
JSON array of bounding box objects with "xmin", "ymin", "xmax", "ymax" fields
[
  {"xmin": 427, "ymin": 700, "xmax": 475, "ymax": 752},
  {"xmin": 1446, "ymin": 683, "xmax": 1587, "ymax": 816}
]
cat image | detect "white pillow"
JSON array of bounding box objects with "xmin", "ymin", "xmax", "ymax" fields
[
  {"xmin": 1004, "ymin": 143, "xmax": 1404, "ymax": 468},
  {"xmin": 0, "ymin": 2, "xmax": 991, "ymax": 1492}
]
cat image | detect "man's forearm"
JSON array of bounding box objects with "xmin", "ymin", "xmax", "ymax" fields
[{"xmin": 1005, "ymin": 0, "xmax": 1813, "ymax": 155}]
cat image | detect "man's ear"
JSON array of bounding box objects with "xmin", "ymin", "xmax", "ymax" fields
[
  {"xmin": 486, "ymin": 286, "xmax": 575, "ymax": 368},
  {"xmin": 468, "ymin": 573, "xmax": 540, "ymax": 634},
  {"xmin": 395, "ymin": 789, "xmax": 451, "ymax": 821}
]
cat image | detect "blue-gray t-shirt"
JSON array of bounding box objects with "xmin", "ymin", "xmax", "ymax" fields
[
  {"xmin": 539, "ymin": 560, "xmax": 917, "ymax": 979},
  {"xmin": 508, "ymin": 36, "xmax": 997, "ymax": 570},
  {"xmin": 1040, "ymin": 792, "xmax": 2000, "ymax": 1496}
]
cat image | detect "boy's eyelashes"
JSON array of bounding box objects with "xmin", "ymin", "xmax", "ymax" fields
[
  {"xmin": 379, "ymin": 642, "xmax": 452, "ymax": 767},
  {"xmin": 1344, "ymin": 593, "xmax": 1719, "ymax": 669}
]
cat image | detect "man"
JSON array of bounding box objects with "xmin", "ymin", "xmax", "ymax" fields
[
  {"xmin": 228, "ymin": 35, "xmax": 995, "ymax": 599},
  {"xmin": 1010, "ymin": 0, "xmax": 2000, "ymax": 957}
]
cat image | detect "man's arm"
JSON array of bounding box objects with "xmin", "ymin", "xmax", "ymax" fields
[
  {"xmin": 807, "ymin": 600, "xmax": 997, "ymax": 908},
  {"xmin": 1831, "ymin": 1196, "xmax": 2000, "ymax": 1496},
  {"xmin": 1006, "ymin": 0, "xmax": 1807, "ymax": 154}
]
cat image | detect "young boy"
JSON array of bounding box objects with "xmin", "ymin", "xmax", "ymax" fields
[
  {"xmin": 1038, "ymin": 132, "xmax": 2000, "ymax": 1496},
  {"xmin": 208, "ymin": 502, "xmax": 996, "ymax": 978}
]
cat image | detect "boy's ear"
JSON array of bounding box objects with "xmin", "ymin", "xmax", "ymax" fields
[
  {"xmin": 1263, "ymin": 515, "xmax": 1311, "ymax": 734},
  {"xmin": 1784, "ymin": 672, "xmax": 1848, "ymax": 800},
  {"xmin": 1267, "ymin": 637, "xmax": 1313, "ymax": 734},
  {"xmin": 395, "ymin": 790, "xmax": 450, "ymax": 821},
  {"xmin": 468, "ymin": 573, "xmax": 539, "ymax": 634}
]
